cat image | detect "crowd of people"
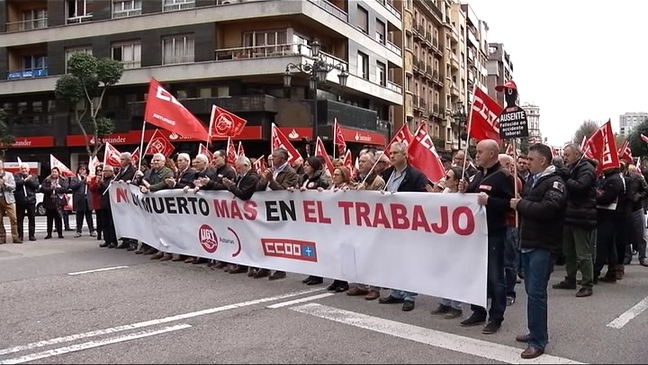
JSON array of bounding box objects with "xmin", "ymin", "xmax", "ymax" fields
[{"xmin": 0, "ymin": 138, "xmax": 645, "ymax": 360}]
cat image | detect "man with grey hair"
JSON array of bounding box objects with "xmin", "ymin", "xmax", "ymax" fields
[
  {"xmin": 553, "ymin": 143, "xmax": 597, "ymax": 297},
  {"xmin": 134, "ymin": 153, "xmax": 173, "ymax": 256},
  {"xmin": 378, "ymin": 141, "xmax": 428, "ymax": 312},
  {"xmin": 14, "ymin": 162, "xmax": 39, "ymax": 241},
  {"xmin": 219, "ymin": 155, "xmax": 260, "ymax": 274},
  {"xmin": 114, "ymin": 151, "xmax": 138, "ymax": 250},
  {"xmin": 0, "ymin": 160, "xmax": 19, "ymax": 243}
]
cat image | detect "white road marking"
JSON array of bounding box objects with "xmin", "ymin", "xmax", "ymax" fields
[
  {"xmin": 291, "ymin": 303, "xmax": 584, "ymax": 365},
  {"xmin": 0, "ymin": 324, "xmax": 191, "ymax": 365},
  {"xmin": 266, "ymin": 293, "xmax": 335, "ymax": 309},
  {"xmin": 0, "ymin": 288, "xmax": 324, "ymax": 356},
  {"xmin": 67, "ymin": 266, "xmax": 130, "ymax": 276},
  {"xmin": 607, "ymin": 296, "xmax": 648, "ymax": 329}
]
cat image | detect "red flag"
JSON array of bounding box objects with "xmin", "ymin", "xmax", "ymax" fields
[
  {"xmin": 641, "ymin": 134, "xmax": 648, "ymax": 144},
  {"xmin": 144, "ymin": 79, "xmax": 209, "ymax": 141},
  {"xmin": 585, "ymin": 121, "xmax": 619, "ymax": 174},
  {"xmin": 315, "ymin": 137, "xmax": 334, "ymax": 176},
  {"xmin": 469, "ymin": 88, "xmax": 502, "ymax": 142},
  {"xmin": 88, "ymin": 156, "xmax": 100, "ymax": 177},
  {"xmin": 343, "ymin": 149, "xmax": 353, "ymax": 176},
  {"xmin": 49, "ymin": 154, "xmax": 74, "ymax": 177},
  {"xmin": 334, "ymin": 118, "xmax": 346, "ymax": 156},
  {"xmin": 144, "ymin": 129, "xmax": 175, "ymax": 157},
  {"xmin": 385, "ymin": 124, "xmax": 413, "ymax": 152},
  {"xmin": 237, "ymin": 141, "xmax": 245, "ymax": 157},
  {"xmin": 198, "ymin": 143, "xmax": 212, "ymax": 163},
  {"xmin": 407, "ymin": 124, "xmax": 445, "ymax": 183},
  {"xmin": 226, "ymin": 138, "xmax": 237, "ymax": 166},
  {"xmin": 253, "ymin": 155, "xmax": 266, "ymax": 174},
  {"xmin": 103, "ymin": 142, "xmax": 122, "ymax": 168},
  {"xmin": 131, "ymin": 147, "xmax": 140, "ymax": 165},
  {"xmin": 618, "ymin": 140, "xmax": 633, "ymax": 164},
  {"xmin": 271, "ymin": 123, "xmax": 301, "ymax": 164},
  {"xmin": 209, "ymin": 105, "xmax": 247, "ymax": 139}
]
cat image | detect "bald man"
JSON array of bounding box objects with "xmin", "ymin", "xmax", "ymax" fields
[{"xmin": 459, "ymin": 139, "xmax": 514, "ymax": 334}]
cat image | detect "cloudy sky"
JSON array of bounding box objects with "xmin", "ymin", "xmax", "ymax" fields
[{"xmin": 469, "ymin": 0, "xmax": 646, "ymax": 145}]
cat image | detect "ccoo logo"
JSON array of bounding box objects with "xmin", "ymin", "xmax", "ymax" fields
[{"xmin": 198, "ymin": 224, "xmax": 218, "ymax": 253}]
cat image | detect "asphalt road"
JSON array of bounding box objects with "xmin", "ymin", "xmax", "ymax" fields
[{"xmin": 0, "ymin": 236, "xmax": 647, "ymax": 364}]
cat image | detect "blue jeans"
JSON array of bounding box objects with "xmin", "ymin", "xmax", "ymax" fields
[
  {"xmin": 505, "ymin": 227, "xmax": 519, "ymax": 298},
  {"xmin": 390, "ymin": 290, "xmax": 417, "ymax": 302},
  {"xmin": 521, "ymin": 248, "xmax": 552, "ymax": 351},
  {"xmin": 440, "ymin": 298, "xmax": 462, "ymax": 310},
  {"xmin": 470, "ymin": 232, "xmax": 507, "ymax": 323}
]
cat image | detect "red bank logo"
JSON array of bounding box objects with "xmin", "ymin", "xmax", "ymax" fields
[
  {"xmin": 199, "ymin": 224, "xmax": 218, "ymax": 253},
  {"xmin": 261, "ymin": 238, "xmax": 318, "ymax": 262}
]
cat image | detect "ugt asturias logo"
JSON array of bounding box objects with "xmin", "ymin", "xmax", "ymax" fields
[
  {"xmin": 261, "ymin": 238, "xmax": 318, "ymax": 262},
  {"xmin": 198, "ymin": 224, "xmax": 218, "ymax": 253}
]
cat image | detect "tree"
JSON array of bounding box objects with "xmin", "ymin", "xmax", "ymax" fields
[
  {"xmin": 519, "ymin": 137, "xmax": 529, "ymax": 155},
  {"xmin": 628, "ymin": 117, "xmax": 648, "ymax": 158},
  {"xmin": 0, "ymin": 109, "xmax": 15, "ymax": 154},
  {"xmin": 54, "ymin": 52, "xmax": 123, "ymax": 159},
  {"xmin": 572, "ymin": 120, "xmax": 600, "ymax": 144}
]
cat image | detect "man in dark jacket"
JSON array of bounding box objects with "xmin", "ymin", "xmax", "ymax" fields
[
  {"xmin": 553, "ymin": 144, "xmax": 597, "ymax": 297},
  {"xmin": 378, "ymin": 141, "xmax": 427, "ymax": 312},
  {"xmin": 458, "ymin": 139, "xmax": 514, "ymax": 335},
  {"xmin": 625, "ymin": 165, "xmax": 648, "ymax": 266},
  {"xmin": 114, "ymin": 152, "xmax": 137, "ymax": 250},
  {"xmin": 14, "ymin": 163, "xmax": 39, "ymax": 241},
  {"xmin": 594, "ymin": 166, "xmax": 625, "ymax": 283},
  {"xmin": 98, "ymin": 166, "xmax": 117, "ymax": 248},
  {"xmin": 510, "ymin": 143, "xmax": 567, "ymax": 360}
]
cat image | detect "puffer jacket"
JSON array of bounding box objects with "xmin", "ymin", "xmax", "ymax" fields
[{"xmin": 556, "ymin": 158, "xmax": 597, "ymax": 228}]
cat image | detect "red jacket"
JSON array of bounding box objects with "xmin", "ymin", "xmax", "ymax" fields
[{"xmin": 88, "ymin": 176, "xmax": 102, "ymax": 210}]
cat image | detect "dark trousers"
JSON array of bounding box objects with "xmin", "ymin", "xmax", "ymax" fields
[
  {"xmin": 75, "ymin": 208, "xmax": 95, "ymax": 233},
  {"xmin": 504, "ymin": 227, "xmax": 519, "ymax": 299},
  {"xmin": 100, "ymin": 208, "xmax": 116, "ymax": 245},
  {"xmin": 62, "ymin": 210, "xmax": 70, "ymax": 229},
  {"xmin": 95, "ymin": 209, "xmax": 103, "ymax": 239},
  {"xmin": 46, "ymin": 208, "xmax": 62, "ymax": 236},
  {"xmin": 471, "ymin": 232, "xmax": 507, "ymax": 323},
  {"xmin": 16, "ymin": 203, "xmax": 35, "ymax": 238},
  {"xmin": 594, "ymin": 216, "xmax": 619, "ymax": 277}
]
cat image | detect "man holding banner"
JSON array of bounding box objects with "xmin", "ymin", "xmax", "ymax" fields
[{"xmin": 459, "ymin": 139, "xmax": 513, "ymax": 334}]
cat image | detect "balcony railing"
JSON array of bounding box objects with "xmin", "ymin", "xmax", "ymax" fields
[
  {"xmin": 386, "ymin": 41, "xmax": 401, "ymax": 56},
  {"xmin": 308, "ymin": 0, "xmax": 348, "ymax": 22},
  {"xmin": 113, "ymin": 9, "xmax": 142, "ymax": 18},
  {"xmin": 163, "ymin": 0, "xmax": 195, "ymax": 11},
  {"xmin": 66, "ymin": 14, "xmax": 92, "ymax": 24},
  {"xmin": 387, "ymin": 81, "xmax": 402, "ymax": 94},
  {"xmin": 6, "ymin": 68, "xmax": 48, "ymax": 80},
  {"xmin": 162, "ymin": 54, "xmax": 194, "ymax": 65},
  {"xmin": 419, "ymin": 97, "xmax": 427, "ymax": 111},
  {"xmin": 214, "ymin": 43, "xmax": 348, "ymax": 72},
  {"xmin": 6, "ymin": 18, "xmax": 47, "ymax": 32},
  {"xmin": 412, "ymin": 57, "xmax": 419, "ymax": 69}
]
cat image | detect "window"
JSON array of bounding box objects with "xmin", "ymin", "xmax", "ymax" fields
[
  {"xmin": 22, "ymin": 55, "xmax": 47, "ymax": 71},
  {"xmin": 112, "ymin": 0, "xmax": 142, "ymax": 18},
  {"xmin": 243, "ymin": 30, "xmax": 288, "ymax": 47},
  {"xmin": 406, "ymin": 75, "xmax": 412, "ymax": 92},
  {"xmin": 21, "ymin": 9, "xmax": 47, "ymax": 30},
  {"xmin": 162, "ymin": 35, "xmax": 194, "ymax": 65},
  {"xmin": 376, "ymin": 61, "xmax": 386, "ymax": 86},
  {"xmin": 67, "ymin": 0, "xmax": 92, "ymax": 23},
  {"xmin": 112, "ymin": 41, "xmax": 141, "ymax": 68},
  {"xmin": 357, "ymin": 52, "xmax": 369, "ymax": 80},
  {"xmin": 375, "ymin": 19, "xmax": 385, "ymax": 44},
  {"xmin": 356, "ymin": 6, "xmax": 368, "ymax": 33},
  {"xmin": 65, "ymin": 47, "xmax": 92, "ymax": 71},
  {"xmin": 163, "ymin": 0, "xmax": 195, "ymax": 12},
  {"xmin": 405, "ymin": 35, "xmax": 412, "ymax": 49}
]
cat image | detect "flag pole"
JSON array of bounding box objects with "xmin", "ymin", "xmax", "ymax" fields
[
  {"xmin": 461, "ymin": 85, "xmax": 477, "ymax": 179},
  {"xmin": 332, "ymin": 121, "xmax": 336, "ymax": 160},
  {"xmin": 137, "ymin": 121, "xmax": 146, "ymax": 170}
]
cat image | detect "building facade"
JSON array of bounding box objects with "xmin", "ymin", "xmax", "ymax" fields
[
  {"xmin": 486, "ymin": 42, "xmax": 513, "ymax": 107},
  {"xmin": 522, "ymin": 103, "xmax": 541, "ymax": 144},
  {"xmin": 460, "ymin": 3, "xmax": 488, "ymax": 100},
  {"xmin": 619, "ymin": 112, "xmax": 648, "ymax": 136},
  {"xmin": 0, "ymin": 0, "xmax": 404, "ymax": 170}
]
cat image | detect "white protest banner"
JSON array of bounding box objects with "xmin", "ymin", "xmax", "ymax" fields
[{"xmin": 109, "ymin": 182, "xmax": 488, "ymax": 307}]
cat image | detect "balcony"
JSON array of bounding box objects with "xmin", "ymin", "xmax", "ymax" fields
[
  {"xmin": 450, "ymin": 53, "xmax": 459, "ymax": 69},
  {"xmin": 386, "ymin": 41, "xmax": 402, "ymax": 57},
  {"xmin": 6, "ymin": 68, "xmax": 48, "ymax": 80},
  {"xmin": 432, "ymin": 70, "xmax": 443, "ymax": 87},
  {"xmin": 6, "ymin": 18, "xmax": 48, "ymax": 32},
  {"xmin": 451, "ymin": 82, "xmax": 459, "ymax": 96},
  {"xmin": 308, "ymin": 0, "xmax": 348, "ymax": 22},
  {"xmin": 215, "ymin": 43, "xmax": 347, "ymax": 72},
  {"xmin": 412, "ymin": 57, "xmax": 419, "ymax": 70},
  {"xmin": 418, "ymin": 97, "xmax": 428, "ymax": 113},
  {"xmin": 413, "ymin": 21, "xmax": 423, "ymax": 40},
  {"xmin": 387, "ymin": 81, "xmax": 402, "ymax": 94},
  {"xmin": 5, "ymin": 0, "xmax": 48, "ymax": 32},
  {"xmin": 424, "ymin": 31, "xmax": 433, "ymax": 48},
  {"xmin": 66, "ymin": 14, "xmax": 92, "ymax": 24}
]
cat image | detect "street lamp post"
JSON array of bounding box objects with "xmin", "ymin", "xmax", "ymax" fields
[
  {"xmin": 450, "ymin": 101, "xmax": 467, "ymax": 151},
  {"xmin": 283, "ymin": 39, "xmax": 349, "ymax": 153}
]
